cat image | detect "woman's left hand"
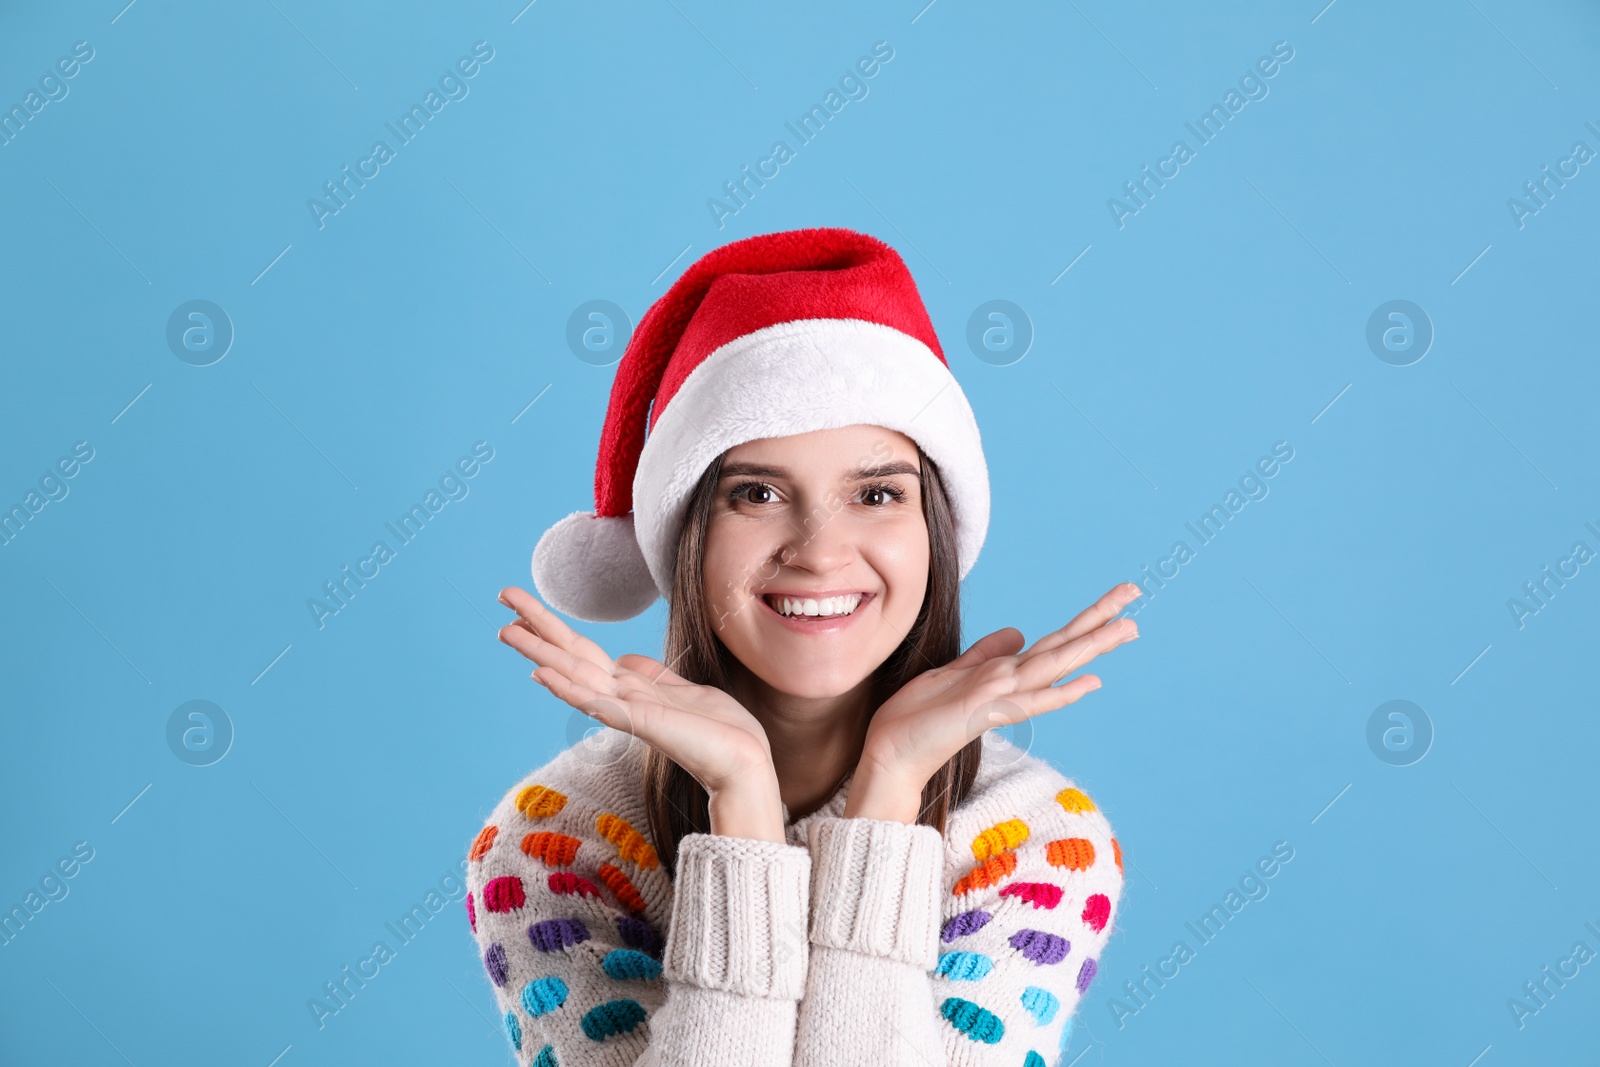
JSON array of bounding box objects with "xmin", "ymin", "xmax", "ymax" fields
[{"xmin": 850, "ymin": 583, "xmax": 1142, "ymax": 814}]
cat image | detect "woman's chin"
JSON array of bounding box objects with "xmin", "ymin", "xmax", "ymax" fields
[{"xmin": 758, "ymin": 667, "xmax": 875, "ymax": 704}]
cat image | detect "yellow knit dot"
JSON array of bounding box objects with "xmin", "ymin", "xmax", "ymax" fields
[
  {"xmin": 971, "ymin": 818, "xmax": 1030, "ymax": 860},
  {"xmin": 1056, "ymin": 787, "xmax": 1096, "ymax": 814},
  {"xmin": 515, "ymin": 784, "xmax": 567, "ymax": 819}
]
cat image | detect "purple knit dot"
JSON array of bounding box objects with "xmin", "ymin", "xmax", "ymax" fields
[
  {"xmin": 484, "ymin": 942, "xmax": 509, "ymax": 986},
  {"xmin": 1076, "ymin": 957, "xmax": 1099, "ymax": 994},
  {"xmin": 1009, "ymin": 928, "xmax": 1070, "ymax": 965},
  {"xmin": 528, "ymin": 917, "xmax": 590, "ymax": 952},
  {"xmin": 941, "ymin": 909, "xmax": 993, "ymax": 942},
  {"xmin": 616, "ymin": 916, "xmax": 664, "ymax": 958}
]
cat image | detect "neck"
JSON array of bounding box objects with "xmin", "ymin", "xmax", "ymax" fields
[{"xmin": 729, "ymin": 664, "xmax": 875, "ymax": 823}]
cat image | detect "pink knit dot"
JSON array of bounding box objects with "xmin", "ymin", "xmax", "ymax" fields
[
  {"xmin": 1082, "ymin": 893, "xmax": 1111, "ymax": 932},
  {"xmin": 466, "ymin": 891, "xmax": 477, "ymax": 931},
  {"xmin": 999, "ymin": 882, "xmax": 1063, "ymax": 910},
  {"xmin": 484, "ymin": 875, "xmax": 527, "ymax": 913}
]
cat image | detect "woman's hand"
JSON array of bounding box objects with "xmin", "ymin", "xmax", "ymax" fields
[
  {"xmin": 496, "ymin": 586, "xmax": 785, "ymax": 840},
  {"xmin": 845, "ymin": 583, "xmax": 1142, "ymax": 821}
]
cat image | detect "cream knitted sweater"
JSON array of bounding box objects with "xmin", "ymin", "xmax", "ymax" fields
[{"xmin": 463, "ymin": 731, "xmax": 1124, "ymax": 1067}]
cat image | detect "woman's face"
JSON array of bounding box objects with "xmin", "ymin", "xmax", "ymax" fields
[{"xmin": 702, "ymin": 424, "xmax": 930, "ymax": 701}]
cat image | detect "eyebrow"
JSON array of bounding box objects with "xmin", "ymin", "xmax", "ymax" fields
[{"xmin": 718, "ymin": 460, "xmax": 922, "ymax": 481}]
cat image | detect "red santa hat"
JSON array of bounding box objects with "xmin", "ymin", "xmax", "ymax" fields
[{"xmin": 532, "ymin": 226, "xmax": 990, "ymax": 622}]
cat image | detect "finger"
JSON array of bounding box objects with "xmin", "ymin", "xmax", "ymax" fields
[
  {"xmin": 945, "ymin": 627, "xmax": 1026, "ymax": 671},
  {"xmin": 1017, "ymin": 583, "xmax": 1141, "ymax": 664},
  {"xmin": 500, "ymin": 622, "xmax": 619, "ymax": 693},
  {"xmin": 498, "ymin": 586, "xmax": 615, "ymax": 672},
  {"xmin": 540, "ymin": 668, "xmax": 674, "ymax": 750},
  {"xmin": 611, "ymin": 668, "xmax": 666, "ymax": 700},
  {"xmin": 1013, "ymin": 673, "xmax": 1104, "ymax": 718},
  {"xmin": 1015, "ymin": 619, "xmax": 1135, "ymax": 691},
  {"xmin": 615, "ymin": 652, "xmax": 691, "ymax": 685},
  {"xmin": 536, "ymin": 668, "xmax": 628, "ymax": 730}
]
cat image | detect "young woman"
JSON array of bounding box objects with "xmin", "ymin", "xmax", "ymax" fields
[{"xmin": 464, "ymin": 228, "xmax": 1137, "ymax": 1067}]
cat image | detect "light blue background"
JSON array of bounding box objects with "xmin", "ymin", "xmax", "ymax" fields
[{"xmin": 3, "ymin": 1, "xmax": 1597, "ymax": 1064}]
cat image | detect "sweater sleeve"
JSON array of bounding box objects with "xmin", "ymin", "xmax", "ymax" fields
[
  {"xmin": 793, "ymin": 784, "xmax": 1124, "ymax": 1066},
  {"xmin": 465, "ymin": 776, "xmax": 813, "ymax": 1067}
]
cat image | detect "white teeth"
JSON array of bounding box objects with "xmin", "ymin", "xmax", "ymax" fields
[{"xmin": 769, "ymin": 594, "xmax": 862, "ymax": 618}]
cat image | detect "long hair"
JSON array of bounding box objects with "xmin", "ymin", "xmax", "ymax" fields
[{"xmin": 641, "ymin": 443, "xmax": 983, "ymax": 875}]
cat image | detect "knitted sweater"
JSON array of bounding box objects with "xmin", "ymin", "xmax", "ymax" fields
[{"xmin": 463, "ymin": 731, "xmax": 1124, "ymax": 1067}]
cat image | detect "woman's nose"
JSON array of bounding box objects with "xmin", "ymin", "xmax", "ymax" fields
[{"xmin": 778, "ymin": 501, "xmax": 853, "ymax": 574}]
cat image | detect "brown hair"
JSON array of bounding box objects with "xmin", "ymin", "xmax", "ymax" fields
[{"xmin": 641, "ymin": 441, "xmax": 983, "ymax": 875}]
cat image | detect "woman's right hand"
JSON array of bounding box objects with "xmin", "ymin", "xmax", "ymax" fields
[{"xmin": 496, "ymin": 586, "xmax": 784, "ymax": 840}]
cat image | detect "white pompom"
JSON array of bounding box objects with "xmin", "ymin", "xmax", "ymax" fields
[{"xmin": 531, "ymin": 510, "xmax": 659, "ymax": 622}]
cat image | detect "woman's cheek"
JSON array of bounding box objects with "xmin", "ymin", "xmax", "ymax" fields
[{"xmin": 867, "ymin": 520, "xmax": 930, "ymax": 578}]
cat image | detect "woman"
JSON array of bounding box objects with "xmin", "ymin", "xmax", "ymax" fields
[{"xmin": 464, "ymin": 228, "xmax": 1138, "ymax": 1067}]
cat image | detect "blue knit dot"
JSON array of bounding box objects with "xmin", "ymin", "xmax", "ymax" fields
[
  {"xmin": 1020, "ymin": 985, "xmax": 1060, "ymax": 1025},
  {"xmin": 503, "ymin": 1010, "xmax": 521, "ymax": 1051},
  {"xmin": 581, "ymin": 998, "xmax": 647, "ymax": 1041},
  {"xmin": 534, "ymin": 1044, "xmax": 558, "ymax": 1067},
  {"xmin": 1023, "ymin": 1052, "xmax": 1047, "ymax": 1067},
  {"xmin": 939, "ymin": 997, "xmax": 1005, "ymax": 1044},
  {"xmin": 520, "ymin": 976, "xmax": 568, "ymax": 1017},
  {"xmin": 602, "ymin": 948, "xmax": 664, "ymax": 981},
  {"xmin": 1059, "ymin": 1016, "xmax": 1074, "ymax": 1052},
  {"xmin": 935, "ymin": 951, "xmax": 994, "ymax": 981}
]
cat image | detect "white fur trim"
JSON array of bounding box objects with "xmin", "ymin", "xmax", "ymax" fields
[
  {"xmin": 531, "ymin": 510, "xmax": 659, "ymax": 622},
  {"xmin": 633, "ymin": 318, "xmax": 990, "ymax": 600}
]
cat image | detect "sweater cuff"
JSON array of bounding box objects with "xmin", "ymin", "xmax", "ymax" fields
[
  {"xmin": 661, "ymin": 832, "xmax": 811, "ymax": 1000},
  {"xmin": 806, "ymin": 816, "xmax": 943, "ymax": 970}
]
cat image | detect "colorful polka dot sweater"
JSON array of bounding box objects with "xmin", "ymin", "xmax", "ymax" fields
[{"xmin": 464, "ymin": 731, "xmax": 1123, "ymax": 1066}]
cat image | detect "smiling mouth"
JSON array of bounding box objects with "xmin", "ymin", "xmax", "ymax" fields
[{"xmin": 760, "ymin": 593, "xmax": 869, "ymax": 619}]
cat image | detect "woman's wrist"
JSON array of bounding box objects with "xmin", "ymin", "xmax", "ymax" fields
[
  {"xmin": 706, "ymin": 769, "xmax": 787, "ymax": 843},
  {"xmin": 841, "ymin": 758, "xmax": 928, "ymax": 824}
]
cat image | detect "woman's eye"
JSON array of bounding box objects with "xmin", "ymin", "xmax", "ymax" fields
[
  {"xmin": 735, "ymin": 483, "xmax": 775, "ymax": 504},
  {"xmin": 860, "ymin": 484, "xmax": 904, "ymax": 506}
]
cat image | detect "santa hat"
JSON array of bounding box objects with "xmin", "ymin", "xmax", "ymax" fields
[{"xmin": 532, "ymin": 226, "xmax": 990, "ymax": 622}]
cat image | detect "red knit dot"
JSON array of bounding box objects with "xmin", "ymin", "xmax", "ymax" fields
[{"xmin": 549, "ymin": 871, "xmax": 602, "ymax": 899}]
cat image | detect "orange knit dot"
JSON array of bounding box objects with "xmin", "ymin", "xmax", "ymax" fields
[
  {"xmin": 596, "ymin": 813, "xmax": 660, "ymax": 870},
  {"xmin": 1056, "ymin": 787, "xmax": 1096, "ymax": 814},
  {"xmin": 521, "ymin": 831, "xmax": 582, "ymax": 867},
  {"xmin": 1112, "ymin": 836, "xmax": 1123, "ymax": 873},
  {"xmin": 598, "ymin": 862, "xmax": 648, "ymax": 912},
  {"xmin": 952, "ymin": 851, "xmax": 1018, "ymax": 896},
  {"xmin": 468, "ymin": 825, "xmax": 498, "ymax": 862},
  {"xmin": 971, "ymin": 818, "xmax": 1030, "ymax": 860},
  {"xmin": 515, "ymin": 784, "xmax": 567, "ymax": 819},
  {"xmin": 1045, "ymin": 837, "xmax": 1096, "ymax": 871}
]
